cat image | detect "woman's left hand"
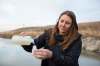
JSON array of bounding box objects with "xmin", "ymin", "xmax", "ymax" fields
[{"xmin": 32, "ymin": 48, "xmax": 53, "ymax": 59}]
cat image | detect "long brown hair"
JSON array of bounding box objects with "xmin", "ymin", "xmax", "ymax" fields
[{"xmin": 48, "ymin": 10, "xmax": 79, "ymax": 50}]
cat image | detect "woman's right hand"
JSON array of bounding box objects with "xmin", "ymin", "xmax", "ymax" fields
[{"xmin": 32, "ymin": 48, "xmax": 53, "ymax": 59}]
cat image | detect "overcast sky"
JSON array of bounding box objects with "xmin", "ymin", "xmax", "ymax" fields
[{"xmin": 0, "ymin": 0, "xmax": 100, "ymax": 31}]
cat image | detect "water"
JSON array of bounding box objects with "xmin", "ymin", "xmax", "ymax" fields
[
  {"xmin": 0, "ymin": 38, "xmax": 100, "ymax": 66},
  {"xmin": 79, "ymin": 55, "xmax": 100, "ymax": 66}
]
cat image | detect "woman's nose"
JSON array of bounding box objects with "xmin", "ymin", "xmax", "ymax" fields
[{"xmin": 62, "ymin": 22, "xmax": 65, "ymax": 27}]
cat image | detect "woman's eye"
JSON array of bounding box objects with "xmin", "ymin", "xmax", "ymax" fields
[
  {"xmin": 60, "ymin": 20, "xmax": 64, "ymax": 23},
  {"xmin": 65, "ymin": 21, "xmax": 71, "ymax": 24}
]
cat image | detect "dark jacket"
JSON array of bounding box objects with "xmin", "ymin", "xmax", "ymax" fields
[{"xmin": 22, "ymin": 31, "xmax": 82, "ymax": 66}]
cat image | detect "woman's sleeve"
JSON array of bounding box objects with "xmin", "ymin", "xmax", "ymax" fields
[
  {"xmin": 50, "ymin": 37, "xmax": 82, "ymax": 65},
  {"xmin": 22, "ymin": 32, "xmax": 48, "ymax": 52}
]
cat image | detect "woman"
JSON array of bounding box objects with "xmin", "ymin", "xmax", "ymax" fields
[{"xmin": 22, "ymin": 10, "xmax": 82, "ymax": 66}]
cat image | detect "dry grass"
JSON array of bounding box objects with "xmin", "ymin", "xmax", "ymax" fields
[
  {"xmin": 0, "ymin": 21, "xmax": 100, "ymax": 38},
  {"xmin": 78, "ymin": 21, "xmax": 100, "ymax": 38}
]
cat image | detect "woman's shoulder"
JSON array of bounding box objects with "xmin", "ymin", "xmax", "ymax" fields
[
  {"xmin": 73, "ymin": 32, "xmax": 82, "ymax": 44},
  {"xmin": 37, "ymin": 28, "xmax": 53, "ymax": 39},
  {"xmin": 74, "ymin": 32, "xmax": 82, "ymax": 41},
  {"xmin": 44, "ymin": 28, "xmax": 53, "ymax": 33}
]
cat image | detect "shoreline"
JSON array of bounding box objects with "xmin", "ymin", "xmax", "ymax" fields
[{"xmin": 81, "ymin": 49, "xmax": 100, "ymax": 60}]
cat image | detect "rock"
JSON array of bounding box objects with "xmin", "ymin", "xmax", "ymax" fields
[
  {"xmin": 85, "ymin": 44, "xmax": 99, "ymax": 52},
  {"xmin": 82, "ymin": 37, "xmax": 100, "ymax": 52}
]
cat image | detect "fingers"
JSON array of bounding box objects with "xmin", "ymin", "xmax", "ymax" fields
[
  {"xmin": 33, "ymin": 49, "xmax": 47, "ymax": 59},
  {"xmin": 33, "ymin": 49, "xmax": 48, "ymax": 57},
  {"xmin": 32, "ymin": 49, "xmax": 53, "ymax": 59}
]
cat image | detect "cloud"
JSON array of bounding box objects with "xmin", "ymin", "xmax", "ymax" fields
[
  {"xmin": 0, "ymin": 0, "xmax": 100, "ymax": 31},
  {"xmin": 0, "ymin": 0, "xmax": 15, "ymax": 16}
]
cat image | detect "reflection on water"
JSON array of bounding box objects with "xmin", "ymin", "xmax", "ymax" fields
[
  {"xmin": 79, "ymin": 55, "xmax": 100, "ymax": 66},
  {"xmin": 0, "ymin": 38, "xmax": 100, "ymax": 66}
]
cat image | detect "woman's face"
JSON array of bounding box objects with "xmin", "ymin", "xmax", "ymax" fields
[{"xmin": 58, "ymin": 14, "xmax": 72, "ymax": 35}]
